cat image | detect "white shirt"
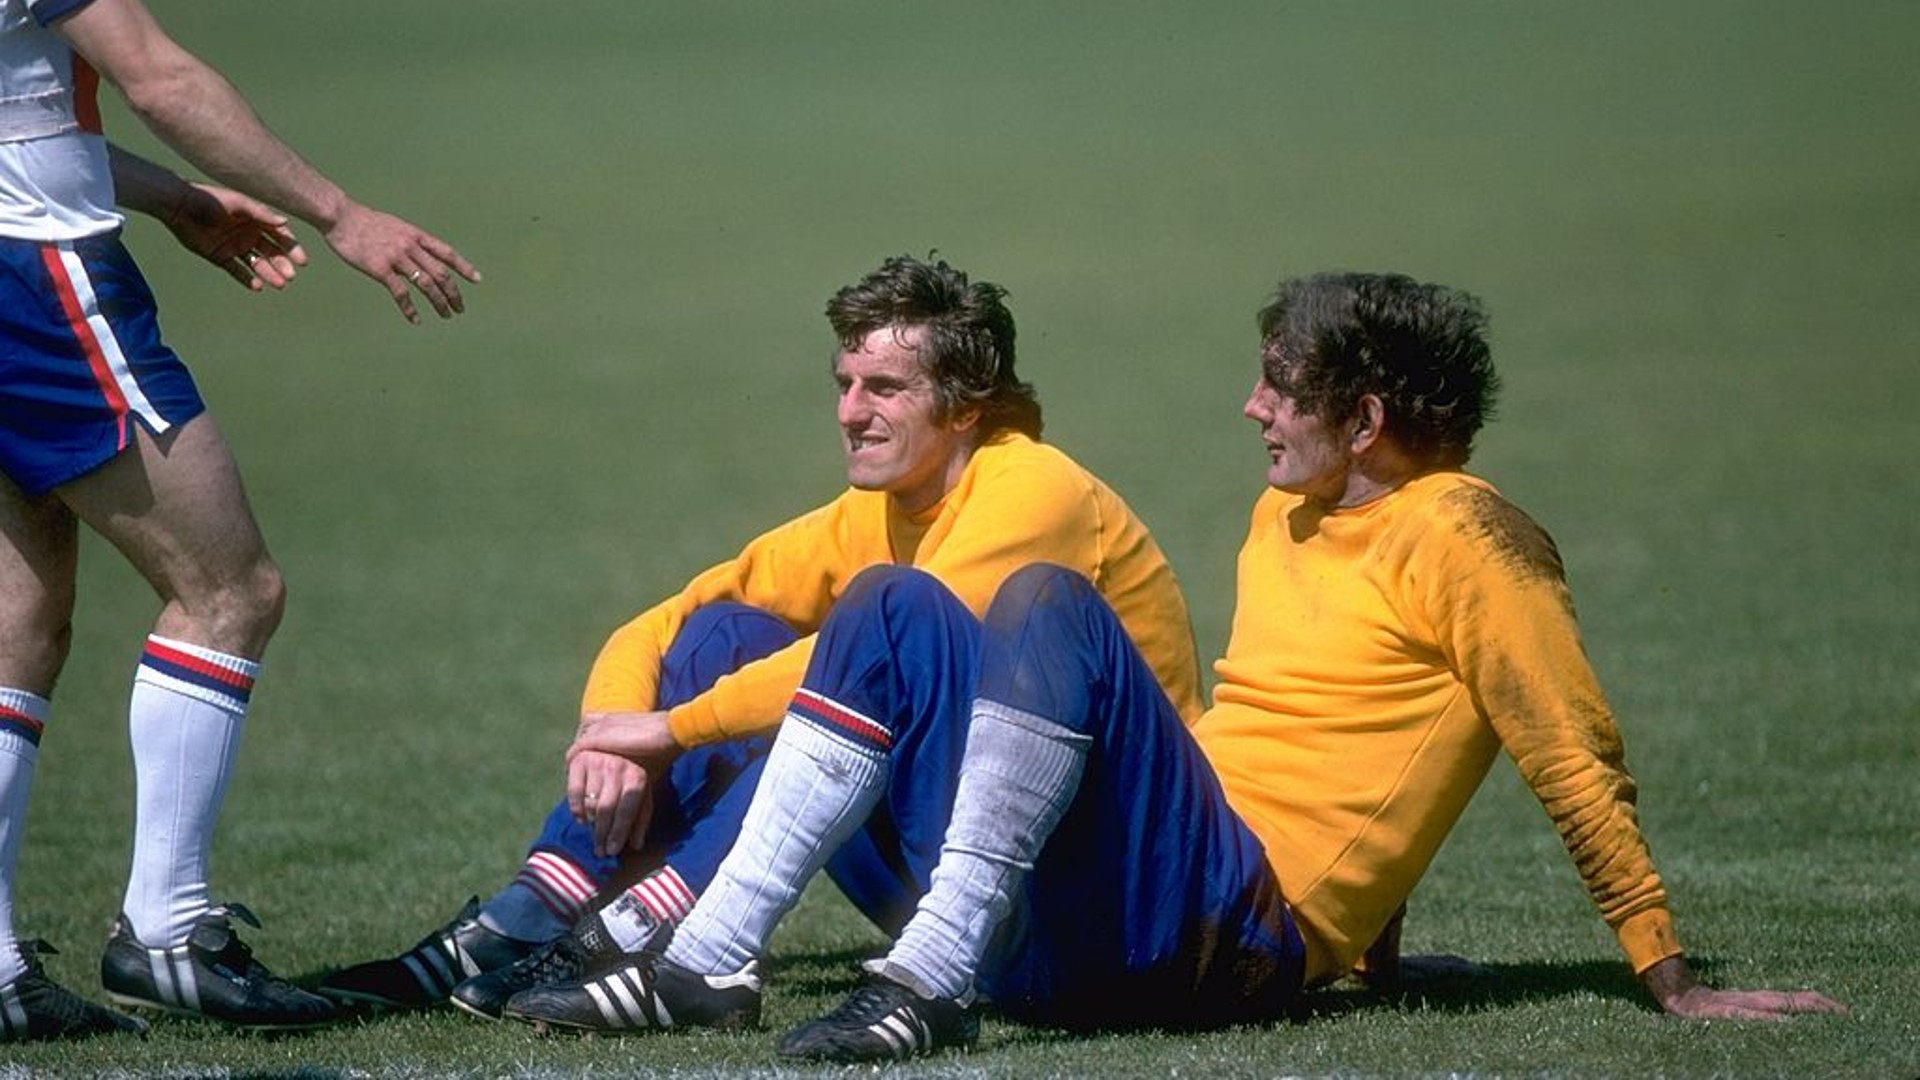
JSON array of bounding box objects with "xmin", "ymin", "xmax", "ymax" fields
[{"xmin": 0, "ymin": 0, "xmax": 121, "ymax": 240}]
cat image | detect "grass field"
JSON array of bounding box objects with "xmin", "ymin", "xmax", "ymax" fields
[{"xmin": 8, "ymin": 2, "xmax": 1916, "ymax": 1076}]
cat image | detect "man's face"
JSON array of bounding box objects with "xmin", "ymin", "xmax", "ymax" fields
[
  {"xmin": 835, "ymin": 325, "xmax": 977, "ymax": 513},
  {"xmin": 1243, "ymin": 376, "xmax": 1354, "ymax": 505}
]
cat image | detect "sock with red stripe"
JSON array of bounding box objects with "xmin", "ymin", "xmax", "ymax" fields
[
  {"xmin": 595, "ymin": 865, "xmax": 697, "ymax": 952},
  {"xmin": 121, "ymin": 636, "xmax": 255, "ymax": 948},
  {"xmin": 479, "ymin": 849, "xmax": 595, "ymax": 943},
  {"xmin": 665, "ymin": 699, "xmax": 888, "ymax": 976},
  {"xmin": 0, "ymin": 689, "xmax": 49, "ymax": 987}
]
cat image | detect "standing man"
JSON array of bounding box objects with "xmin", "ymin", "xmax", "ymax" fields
[
  {"xmin": 1, "ymin": 0, "xmax": 477, "ymax": 1041},
  {"xmin": 319, "ymin": 254, "xmax": 1202, "ymax": 1021},
  {"xmin": 533, "ymin": 271, "xmax": 1844, "ymax": 1058}
]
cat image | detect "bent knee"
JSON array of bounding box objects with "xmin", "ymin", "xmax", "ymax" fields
[
  {"xmin": 841, "ymin": 565, "xmax": 949, "ymax": 609},
  {"xmin": 680, "ymin": 601, "xmax": 791, "ymax": 644},
  {"xmin": 0, "ymin": 576, "xmax": 77, "ymax": 690},
  {"xmin": 829, "ymin": 566, "xmax": 972, "ymax": 640},
  {"xmin": 172, "ymin": 555, "xmax": 286, "ymax": 656},
  {"xmin": 250, "ymin": 559, "xmax": 289, "ymax": 637},
  {"xmin": 0, "ymin": 619, "xmax": 74, "ymax": 692},
  {"xmin": 232, "ymin": 556, "xmax": 287, "ymax": 645},
  {"xmin": 668, "ymin": 601, "xmax": 799, "ymax": 677},
  {"xmin": 990, "ymin": 563, "xmax": 1096, "ymax": 620}
]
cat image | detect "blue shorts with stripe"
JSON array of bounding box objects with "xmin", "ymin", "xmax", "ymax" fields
[
  {"xmin": 1, "ymin": 231, "xmax": 205, "ymax": 496},
  {"xmin": 798, "ymin": 565, "xmax": 1306, "ymax": 1030}
]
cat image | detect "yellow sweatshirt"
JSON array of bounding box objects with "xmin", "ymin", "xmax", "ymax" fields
[
  {"xmin": 581, "ymin": 431, "xmax": 1203, "ymax": 747},
  {"xmin": 1195, "ymin": 472, "xmax": 1680, "ymax": 986}
]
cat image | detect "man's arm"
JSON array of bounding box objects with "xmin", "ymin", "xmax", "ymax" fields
[
  {"xmin": 1349, "ymin": 912, "xmax": 1839, "ymax": 1016},
  {"xmin": 1433, "ymin": 488, "xmax": 1846, "ymax": 1019},
  {"xmin": 56, "ymin": 0, "xmax": 478, "ymax": 321},
  {"xmin": 560, "ymin": 500, "xmax": 874, "ymax": 852}
]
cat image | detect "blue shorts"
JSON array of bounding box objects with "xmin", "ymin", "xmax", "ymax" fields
[{"xmin": 0, "ymin": 231, "xmax": 205, "ymax": 496}]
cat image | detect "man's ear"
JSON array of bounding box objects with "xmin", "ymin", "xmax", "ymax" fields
[{"xmin": 1350, "ymin": 394, "xmax": 1386, "ymax": 452}]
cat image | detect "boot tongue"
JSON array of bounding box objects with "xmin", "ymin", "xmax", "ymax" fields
[{"xmin": 187, "ymin": 915, "xmax": 242, "ymax": 967}]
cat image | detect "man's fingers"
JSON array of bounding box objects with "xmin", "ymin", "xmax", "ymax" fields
[
  {"xmin": 242, "ymin": 248, "xmax": 297, "ymax": 290},
  {"xmin": 625, "ymin": 797, "xmax": 655, "ymax": 854},
  {"xmin": 419, "ymin": 234, "xmax": 481, "ymax": 283},
  {"xmin": 264, "ymin": 230, "xmax": 308, "ymax": 267},
  {"xmin": 1681, "ymin": 987, "xmax": 1849, "ymax": 1021},
  {"xmin": 1771, "ymin": 989, "xmax": 1847, "ymax": 1015},
  {"xmin": 587, "ymin": 799, "xmax": 610, "ymax": 857},
  {"xmin": 566, "ymin": 757, "xmax": 594, "ymax": 822},
  {"xmin": 387, "ymin": 276, "xmax": 422, "ymax": 324},
  {"xmin": 603, "ymin": 788, "xmax": 646, "ymax": 856},
  {"xmin": 395, "ymin": 259, "xmax": 463, "ymax": 319}
]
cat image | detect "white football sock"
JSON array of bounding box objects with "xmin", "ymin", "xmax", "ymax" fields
[
  {"xmin": 0, "ymin": 689, "xmax": 49, "ymax": 987},
  {"xmin": 121, "ymin": 636, "xmax": 255, "ymax": 947},
  {"xmin": 666, "ymin": 698, "xmax": 888, "ymax": 976},
  {"xmin": 882, "ymin": 700, "xmax": 1088, "ymax": 1001}
]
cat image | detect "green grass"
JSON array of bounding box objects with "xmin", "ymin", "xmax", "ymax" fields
[{"xmin": 10, "ymin": 1, "xmax": 1916, "ymax": 1075}]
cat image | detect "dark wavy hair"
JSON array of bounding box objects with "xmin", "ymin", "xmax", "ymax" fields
[
  {"xmin": 825, "ymin": 255, "xmax": 1043, "ymax": 439},
  {"xmin": 1257, "ymin": 272, "xmax": 1498, "ymax": 467}
]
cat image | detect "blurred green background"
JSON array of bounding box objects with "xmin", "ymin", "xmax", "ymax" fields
[{"xmin": 15, "ymin": 1, "xmax": 1916, "ymax": 1075}]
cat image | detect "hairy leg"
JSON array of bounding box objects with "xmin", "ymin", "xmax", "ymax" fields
[
  {"xmin": 54, "ymin": 414, "xmax": 283, "ymax": 945},
  {"xmin": 55, "ymin": 413, "xmax": 283, "ymax": 659},
  {"xmin": 0, "ymin": 475, "xmax": 79, "ymax": 694},
  {"xmin": 0, "ymin": 474, "xmax": 80, "ymax": 984}
]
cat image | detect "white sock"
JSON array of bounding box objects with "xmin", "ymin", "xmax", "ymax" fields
[
  {"xmin": 0, "ymin": 689, "xmax": 49, "ymax": 987},
  {"xmin": 666, "ymin": 693, "xmax": 889, "ymax": 976},
  {"xmin": 122, "ymin": 636, "xmax": 255, "ymax": 948},
  {"xmin": 883, "ymin": 700, "xmax": 1088, "ymax": 1001}
]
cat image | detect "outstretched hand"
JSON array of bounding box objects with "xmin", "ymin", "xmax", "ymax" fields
[
  {"xmin": 323, "ymin": 202, "xmax": 481, "ymax": 323},
  {"xmin": 161, "ymin": 181, "xmax": 307, "ymax": 292},
  {"xmin": 1641, "ymin": 957, "xmax": 1846, "ymax": 1021}
]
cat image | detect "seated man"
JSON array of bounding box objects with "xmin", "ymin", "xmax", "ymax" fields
[
  {"xmin": 521, "ymin": 271, "xmax": 1844, "ymax": 1057},
  {"xmin": 319, "ymin": 255, "xmax": 1202, "ymax": 1016}
]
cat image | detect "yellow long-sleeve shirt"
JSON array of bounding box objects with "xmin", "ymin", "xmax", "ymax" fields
[
  {"xmin": 1194, "ymin": 472, "xmax": 1681, "ymax": 986},
  {"xmin": 581, "ymin": 431, "xmax": 1203, "ymax": 747}
]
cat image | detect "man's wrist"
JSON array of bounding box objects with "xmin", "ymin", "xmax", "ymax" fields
[{"xmin": 1638, "ymin": 955, "xmax": 1700, "ymax": 1010}]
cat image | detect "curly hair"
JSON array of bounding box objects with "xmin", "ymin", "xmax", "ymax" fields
[
  {"xmin": 1257, "ymin": 272, "xmax": 1498, "ymax": 467},
  {"xmin": 825, "ymin": 255, "xmax": 1043, "ymax": 439}
]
